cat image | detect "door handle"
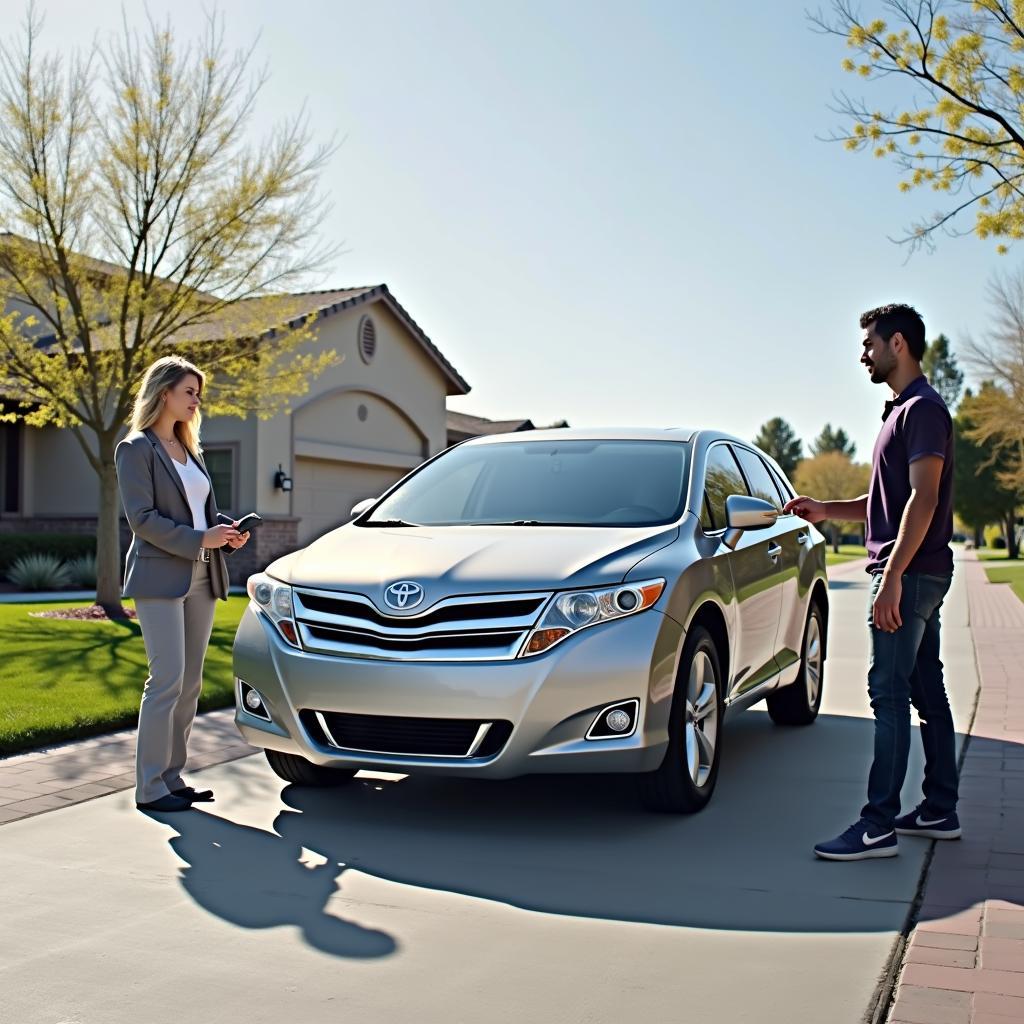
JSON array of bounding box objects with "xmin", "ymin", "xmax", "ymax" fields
[
  {"xmin": 796, "ymin": 532, "xmax": 809, "ymax": 545},
  {"xmin": 767, "ymin": 543, "xmax": 782, "ymax": 560}
]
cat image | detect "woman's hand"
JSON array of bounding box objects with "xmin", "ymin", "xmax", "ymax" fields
[
  {"xmin": 227, "ymin": 527, "xmax": 250, "ymax": 549},
  {"xmin": 202, "ymin": 524, "xmax": 241, "ymax": 549}
]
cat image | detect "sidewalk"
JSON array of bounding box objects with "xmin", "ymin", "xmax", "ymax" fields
[
  {"xmin": 888, "ymin": 552, "xmax": 1024, "ymax": 1024},
  {"xmin": 0, "ymin": 708, "xmax": 254, "ymax": 823}
]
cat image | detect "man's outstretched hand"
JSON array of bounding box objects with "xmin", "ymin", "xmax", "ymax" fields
[{"xmin": 783, "ymin": 495, "xmax": 828, "ymax": 523}]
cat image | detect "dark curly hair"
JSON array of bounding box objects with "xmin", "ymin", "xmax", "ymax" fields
[{"xmin": 859, "ymin": 303, "xmax": 926, "ymax": 361}]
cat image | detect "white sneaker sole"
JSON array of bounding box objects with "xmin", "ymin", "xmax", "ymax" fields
[
  {"xmin": 814, "ymin": 844, "xmax": 899, "ymax": 861},
  {"xmin": 895, "ymin": 826, "xmax": 962, "ymax": 840}
]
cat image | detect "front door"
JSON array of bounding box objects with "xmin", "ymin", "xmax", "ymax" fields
[{"xmin": 701, "ymin": 443, "xmax": 784, "ymax": 698}]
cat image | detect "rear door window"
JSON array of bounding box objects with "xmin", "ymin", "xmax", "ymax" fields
[{"xmin": 733, "ymin": 447, "xmax": 783, "ymax": 511}]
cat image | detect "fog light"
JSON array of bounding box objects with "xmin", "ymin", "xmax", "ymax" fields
[
  {"xmin": 605, "ymin": 709, "xmax": 632, "ymax": 732},
  {"xmin": 586, "ymin": 698, "xmax": 639, "ymax": 740},
  {"xmin": 239, "ymin": 681, "xmax": 272, "ymax": 722}
]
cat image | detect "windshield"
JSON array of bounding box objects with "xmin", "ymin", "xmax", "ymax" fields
[{"xmin": 361, "ymin": 440, "xmax": 692, "ymax": 527}]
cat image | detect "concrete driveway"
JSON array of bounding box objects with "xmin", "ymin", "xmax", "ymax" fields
[{"xmin": 0, "ymin": 562, "xmax": 978, "ymax": 1024}]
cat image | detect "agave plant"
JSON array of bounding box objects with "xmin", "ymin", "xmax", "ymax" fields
[
  {"xmin": 6, "ymin": 553, "xmax": 73, "ymax": 591},
  {"xmin": 64, "ymin": 555, "xmax": 98, "ymax": 589}
]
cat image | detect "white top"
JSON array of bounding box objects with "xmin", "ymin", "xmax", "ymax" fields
[{"xmin": 172, "ymin": 453, "xmax": 211, "ymax": 532}]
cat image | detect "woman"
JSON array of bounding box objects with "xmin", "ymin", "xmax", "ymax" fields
[{"xmin": 116, "ymin": 356, "xmax": 249, "ymax": 812}]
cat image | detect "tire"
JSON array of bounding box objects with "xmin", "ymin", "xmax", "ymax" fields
[
  {"xmin": 639, "ymin": 624, "xmax": 725, "ymax": 813},
  {"xmin": 264, "ymin": 749, "xmax": 358, "ymax": 787},
  {"xmin": 766, "ymin": 602, "xmax": 825, "ymax": 726}
]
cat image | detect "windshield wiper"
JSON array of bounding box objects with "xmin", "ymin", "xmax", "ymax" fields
[
  {"xmin": 363, "ymin": 519, "xmax": 420, "ymax": 528},
  {"xmin": 473, "ymin": 520, "xmax": 578, "ymax": 526}
]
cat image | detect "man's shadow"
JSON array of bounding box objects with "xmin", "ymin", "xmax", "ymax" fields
[{"xmin": 159, "ymin": 804, "xmax": 397, "ymax": 959}]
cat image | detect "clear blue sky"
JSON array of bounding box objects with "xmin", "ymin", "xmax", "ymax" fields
[{"xmin": 26, "ymin": 0, "xmax": 1011, "ymax": 461}]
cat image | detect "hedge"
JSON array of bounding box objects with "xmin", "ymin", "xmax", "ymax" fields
[{"xmin": 0, "ymin": 533, "xmax": 97, "ymax": 575}]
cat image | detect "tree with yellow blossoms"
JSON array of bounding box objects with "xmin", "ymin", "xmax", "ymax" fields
[
  {"xmin": 0, "ymin": 8, "xmax": 340, "ymax": 613},
  {"xmin": 817, "ymin": 0, "xmax": 1024, "ymax": 252}
]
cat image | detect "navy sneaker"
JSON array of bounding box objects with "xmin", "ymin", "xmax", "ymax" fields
[
  {"xmin": 814, "ymin": 820, "xmax": 898, "ymax": 861},
  {"xmin": 895, "ymin": 805, "xmax": 962, "ymax": 840}
]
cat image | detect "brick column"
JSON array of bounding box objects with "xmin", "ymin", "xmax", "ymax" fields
[{"xmin": 225, "ymin": 515, "xmax": 300, "ymax": 585}]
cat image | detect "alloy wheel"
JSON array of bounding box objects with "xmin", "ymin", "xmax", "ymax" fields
[
  {"xmin": 804, "ymin": 614, "xmax": 822, "ymax": 708},
  {"xmin": 684, "ymin": 648, "xmax": 719, "ymax": 788}
]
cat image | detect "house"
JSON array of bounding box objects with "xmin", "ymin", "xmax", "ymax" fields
[
  {"xmin": 446, "ymin": 411, "xmax": 569, "ymax": 447},
  {"xmin": 0, "ymin": 284, "xmax": 470, "ymax": 578}
]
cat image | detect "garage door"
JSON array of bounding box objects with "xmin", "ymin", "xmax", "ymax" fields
[{"xmin": 293, "ymin": 457, "xmax": 405, "ymax": 545}]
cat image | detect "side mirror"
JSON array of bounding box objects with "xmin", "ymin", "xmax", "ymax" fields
[
  {"xmin": 350, "ymin": 497, "xmax": 378, "ymax": 519},
  {"xmin": 722, "ymin": 494, "xmax": 778, "ymax": 550}
]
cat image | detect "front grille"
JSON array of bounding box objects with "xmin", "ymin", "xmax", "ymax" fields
[
  {"xmin": 300, "ymin": 710, "xmax": 514, "ymax": 758},
  {"xmin": 292, "ymin": 587, "xmax": 550, "ymax": 661}
]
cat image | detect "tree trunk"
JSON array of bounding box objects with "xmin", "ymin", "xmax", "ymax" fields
[
  {"xmin": 1004, "ymin": 511, "xmax": 1021, "ymax": 561},
  {"xmin": 973, "ymin": 524, "xmax": 983, "ymax": 549},
  {"xmin": 829, "ymin": 523, "xmax": 839, "ymax": 554},
  {"xmin": 95, "ymin": 437, "xmax": 126, "ymax": 616}
]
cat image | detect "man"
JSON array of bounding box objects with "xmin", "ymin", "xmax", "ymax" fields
[{"xmin": 785, "ymin": 304, "xmax": 960, "ymax": 861}]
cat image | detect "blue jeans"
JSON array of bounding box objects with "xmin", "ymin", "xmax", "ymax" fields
[{"xmin": 861, "ymin": 571, "xmax": 959, "ymax": 831}]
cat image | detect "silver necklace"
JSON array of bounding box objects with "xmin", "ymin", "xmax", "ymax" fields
[{"xmin": 159, "ymin": 435, "xmax": 181, "ymax": 447}]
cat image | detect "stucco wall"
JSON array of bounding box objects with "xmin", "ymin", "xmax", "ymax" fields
[
  {"xmin": 26, "ymin": 425, "xmax": 101, "ymax": 516},
  {"xmin": 255, "ymin": 298, "xmax": 453, "ymax": 522},
  {"xmin": 11, "ymin": 294, "xmax": 460, "ymax": 540}
]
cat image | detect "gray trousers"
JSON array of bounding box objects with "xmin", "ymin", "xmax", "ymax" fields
[{"xmin": 134, "ymin": 560, "xmax": 217, "ymax": 803}]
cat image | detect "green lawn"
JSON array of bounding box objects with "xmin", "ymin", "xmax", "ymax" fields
[
  {"xmin": 977, "ymin": 548, "xmax": 1012, "ymax": 561},
  {"xmin": 984, "ymin": 560, "xmax": 1024, "ymax": 604},
  {"xmin": 825, "ymin": 544, "xmax": 868, "ymax": 567},
  {"xmin": 0, "ymin": 596, "xmax": 248, "ymax": 755}
]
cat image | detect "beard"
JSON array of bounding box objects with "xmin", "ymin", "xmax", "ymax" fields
[{"xmin": 867, "ymin": 350, "xmax": 896, "ymax": 384}]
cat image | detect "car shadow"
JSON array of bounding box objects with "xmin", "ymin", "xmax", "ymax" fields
[{"xmin": 157, "ymin": 710, "xmax": 1020, "ymax": 958}]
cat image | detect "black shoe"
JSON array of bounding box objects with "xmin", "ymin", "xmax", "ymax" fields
[
  {"xmin": 136, "ymin": 793, "xmax": 192, "ymax": 812},
  {"xmin": 171, "ymin": 786, "xmax": 214, "ymax": 803}
]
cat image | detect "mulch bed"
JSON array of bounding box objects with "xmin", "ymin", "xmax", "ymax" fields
[{"xmin": 29, "ymin": 604, "xmax": 137, "ymax": 621}]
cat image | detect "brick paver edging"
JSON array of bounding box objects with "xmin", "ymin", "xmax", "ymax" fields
[
  {"xmin": 0, "ymin": 708, "xmax": 255, "ymax": 824},
  {"xmin": 887, "ymin": 553, "xmax": 1024, "ymax": 1024}
]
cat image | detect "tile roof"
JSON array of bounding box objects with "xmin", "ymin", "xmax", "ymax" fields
[
  {"xmin": 163, "ymin": 284, "xmax": 471, "ymax": 395},
  {"xmin": 1, "ymin": 233, "xmax": 471, "ymax": 395},
  {"xmin": 447, "ymin": 411, "xmax": 535, "ymax": 437}
]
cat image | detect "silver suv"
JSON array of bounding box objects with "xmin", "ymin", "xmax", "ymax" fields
[{"xmin": 233, "ymin": 428, "xmax": 828, "ymax": 812}]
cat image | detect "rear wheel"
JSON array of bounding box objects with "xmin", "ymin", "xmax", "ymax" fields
[
  {"xmin": 766, "ymin": 602, "xmax": 825, "ymax": 726},
  {"xmin": 264, "ymin": 749, "xmax": 358, "ymax": 787},
  {"xmin": 639, "ymin": 624, "xmax": 724, "ymax": 813}
]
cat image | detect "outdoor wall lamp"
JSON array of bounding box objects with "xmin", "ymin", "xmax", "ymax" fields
[{"xmin": 273, "ymin": 464, "xmax": 293, "ymax": 492}]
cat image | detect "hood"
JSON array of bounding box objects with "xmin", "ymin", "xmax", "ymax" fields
[{"xmin": 267, "ymin": 523, "xmax": 679, "ymax": 606}]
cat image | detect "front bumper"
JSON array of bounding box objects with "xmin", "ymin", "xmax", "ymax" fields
[{"xmin": 232, "ymin": 602, "xmax": 683, "ymax": 778}]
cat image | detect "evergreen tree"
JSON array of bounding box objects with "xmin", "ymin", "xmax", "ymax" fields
[
  {"xmin": 956, "ymin": 387, "xmax": 1022, "ymax": 559},
  {"xmin": 753, "ymin": 417, "xmax": 803, "ymax": 477},
  {"xmin": 922, "ymin": 334, "xmax": 964, "ymax": 409},
  {"xmin": 809, "ymin": 424, "xmax": 856, "ymax": 460}
]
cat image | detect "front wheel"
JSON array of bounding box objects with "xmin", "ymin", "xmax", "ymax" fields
[
  {"xmin": 639, "ymin": 624, "xmax": 724, "ymax": 813},
  {"xmin": 766, "ymin": 602, "xmax": 825, "ymax": 726},
  {"xmin": 264, "ymin": 749, "xmax": 358, "ymax": 787}
]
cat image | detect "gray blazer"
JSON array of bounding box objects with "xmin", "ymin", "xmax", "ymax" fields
[{"xmin": 115, "ymin": 428, "xmax": 231, "ymax": 600}]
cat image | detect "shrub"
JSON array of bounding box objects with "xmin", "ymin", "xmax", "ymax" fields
[
  {"xmin": 6, "ymin": 553, "xmax": 73, "ymax": 591},
  {"xmin": 0, "ymin": 533, "xmax": 96, "ymax": 574},
  {"xmin": 993, "ymin": 535, "xmax": 1007, "ymax": 549},
  {"xmin": 64, "ymin": 555, "xmax": 97, "ymax": 589},
  {"xmin": 984, "ymin": 524, "xmax": 1005, "ymax": 549}
]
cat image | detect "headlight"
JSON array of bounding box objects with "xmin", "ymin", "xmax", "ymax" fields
[
  {"xmin": 520, "ymin": 578, "xmax": 665, "ymax": 656},
  {"xmin": 247, "ymin": 573, "xmax": 299, "ymax": 647}
]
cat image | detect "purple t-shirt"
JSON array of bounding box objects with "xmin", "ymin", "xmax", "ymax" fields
[{"xmin": 866, "ymin": 375, "xmax": 954, "ymax": 576}]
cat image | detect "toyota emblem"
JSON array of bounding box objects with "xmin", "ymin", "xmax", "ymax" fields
[{"xmin": 384, "ymin": 580, "xmax": 425, "ymax": 610}]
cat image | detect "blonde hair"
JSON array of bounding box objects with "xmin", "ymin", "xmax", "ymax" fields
[{"xmin": 130, "ymin": 355, "xmax": 206, "ymax": 457}]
